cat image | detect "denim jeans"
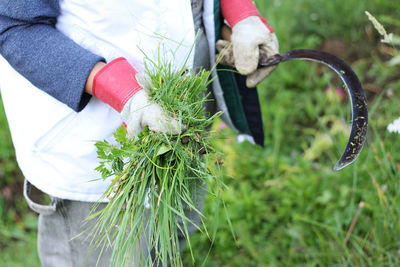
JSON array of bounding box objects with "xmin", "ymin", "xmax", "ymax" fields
[
  {"xmin": 24, "ymin": 179, "xmax": 206, "ymax": 267},
  {"xmin": 24, "ymin": 180, "xmax": 115, "ymax": 266}
]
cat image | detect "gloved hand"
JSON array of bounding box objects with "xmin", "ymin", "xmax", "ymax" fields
[
  {"xmin": 232, "ymin": 16, "xmax": 279, "ymax": 88},
  {"xmin": 216, "ymin": 16, "xmax": 279, "ymax": 88},
  {"xmin": 92, "ymin": 58, "xmax": 181, "ymax": 138},
  {"xmin": 218, "ymin": 0, "xmax": 279, "ymax": 88},
  {"xmin": 120, "ymin": 76, "xmax": 182, "ymax": 138}
]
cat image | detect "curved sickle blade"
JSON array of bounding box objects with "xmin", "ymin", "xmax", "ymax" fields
[{"xmin": 260, "ymin": 49, "xmax": 368, "ymax": 170}]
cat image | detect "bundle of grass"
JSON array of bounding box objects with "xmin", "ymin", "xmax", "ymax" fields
[{"xmin": 85, "ymin": 53, "xmax": 222, "ymax": 266}]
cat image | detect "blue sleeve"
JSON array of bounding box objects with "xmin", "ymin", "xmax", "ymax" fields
[{"xmin": 0, "ymin": 0, "xmax": 105, "ymax": 111}]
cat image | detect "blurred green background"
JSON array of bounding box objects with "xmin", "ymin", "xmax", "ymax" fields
[{"xmin": 1, "ymin": 0, "xmax": 400, "ymax": 266}]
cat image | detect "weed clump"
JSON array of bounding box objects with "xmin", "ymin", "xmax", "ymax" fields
[{"xmin": 86, "ymin": 56, "xmax": 221, "ymax": 267}]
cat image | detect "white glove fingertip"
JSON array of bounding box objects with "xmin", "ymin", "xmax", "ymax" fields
[
  {"xmin": 216, "ymin": 40, "xmax": 230, "ymax": 52},
  {"xmin": 246, "ymin": 66, "xmax": 275, "ymax": 88},
  {"xmin": 160, "ymin": 117, "xmax": 182, "ymax": 135},
  {"xmin": 170, "ymin": 119, "xmax": 185, "ymax": 135},
  {"xmin": 216, "ymin": 40, "xmax": 235, "ymax": 66}
]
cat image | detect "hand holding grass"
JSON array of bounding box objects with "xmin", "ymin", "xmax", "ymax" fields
[
  {"xmin": 121, "ymin": 74, "xmax": 182, "ymax": 138},
  {"xmin": 89, "ymin": 57, "xmax": 182, "ymax": 138}
]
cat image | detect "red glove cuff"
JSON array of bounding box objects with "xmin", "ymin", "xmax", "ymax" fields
[
  {"xmin": 92, "ymin": 58, "xmax": 142, "ymax": 112},
  {"xmin": 220, "ymin": 0, "xmax": 274, "ymax": 33}
]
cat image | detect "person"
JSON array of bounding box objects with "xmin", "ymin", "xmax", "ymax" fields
[{"xmin": 0, "ymin": 0, "xmax": 278, "ymax": 266}]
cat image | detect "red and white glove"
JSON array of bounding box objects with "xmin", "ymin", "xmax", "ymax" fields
[
  {"xmin": 92, "ymin": 58, "xmax": 181, "ymax": 138},
  {"xmin": 219, "ymin": 0, "xmax": 279, "ymax": 88}
]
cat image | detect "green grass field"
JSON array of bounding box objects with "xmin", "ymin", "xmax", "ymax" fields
[{"xmin": 1, "ymin": 0, "xmax": 400, "ymax": 266}]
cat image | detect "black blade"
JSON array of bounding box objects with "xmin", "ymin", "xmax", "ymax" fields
[{"xmin": 260, "ymin": 49, "xmax": 368, "ymax": 170}]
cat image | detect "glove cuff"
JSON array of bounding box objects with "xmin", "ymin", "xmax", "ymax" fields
[
  {"xmin": 93, "ymin": 57, "xmax": 142, "ymax": 112},
  {"xmin": 220, "ymin": 0, "xmax": 274, "ymax": 33}
]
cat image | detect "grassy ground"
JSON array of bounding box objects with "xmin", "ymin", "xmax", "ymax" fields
[
  {"xmin": 182, "ymin": 1, "xmax": 400, "ymax": 266},
  {"xmin": 1, "ymin": 0, "xmax": 400, "ymax": 266}
]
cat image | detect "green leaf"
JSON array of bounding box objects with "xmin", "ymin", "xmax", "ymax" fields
[
  {"xmin": 95, "ymin": 140, "xmax": 113, "ymax": 159},
  {"xmin": 114, "ymin": 125, "xmax": 128, "ymax": 144},
  {"xmin": 156, "ymin": 144, "xmax": 172, "ymax": 157}
]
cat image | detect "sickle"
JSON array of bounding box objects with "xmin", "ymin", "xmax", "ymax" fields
[{"xmin": 258, "ymin": 49, "xmax": 368, "ymax": 170}]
